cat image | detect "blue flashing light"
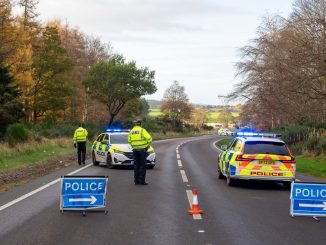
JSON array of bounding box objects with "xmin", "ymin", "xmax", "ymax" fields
[
  {"xmin": 105, "ymin": 128, "xmax": 130, "ymax": 133},
  {"xmin": 235, "ymin": 132, "xmax": 282, "ymax": 138}
]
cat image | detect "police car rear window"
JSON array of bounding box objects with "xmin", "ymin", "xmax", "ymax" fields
[
  {"xmin": 110, "ymin": 134, "xmax": 128, "ymax": 144},
  {"xmin": 243, "ymin": 141, "xmax": 289, "ymax": 155}
]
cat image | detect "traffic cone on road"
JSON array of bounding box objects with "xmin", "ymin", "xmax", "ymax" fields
[{"xmin": 188, "ymin": 189, "xmax": 203, "ymax": 215}]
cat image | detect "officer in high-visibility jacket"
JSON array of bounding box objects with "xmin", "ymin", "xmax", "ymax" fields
[
  {"xmin": 73, "ymin": 123, "xmax": 88, "ymax": 165},
  {"xmin": 128, "ymin": 120, "xmax": 152, "ymax": 185}
]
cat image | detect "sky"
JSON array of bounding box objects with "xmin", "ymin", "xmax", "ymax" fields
[{"xmin": 35, "ymin": 0, "xmax": 294, "ymax": 105}]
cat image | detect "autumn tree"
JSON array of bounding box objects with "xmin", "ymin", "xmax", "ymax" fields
[
  {"xmin": 191, "ymin": 108, "xmax": 208, "ymax": 129},
  {"xmin": 229, "ymin": 0, "xmax": 326, "ymax": 128},
  {"xmin": 83, "ymin": 54, "xmax": 156, "ymax": 127},
  {"xmin": 31, "ymin": 26, "xmax": 73, "ymax": 122},
  {"xmin": 0, "ymin": 0, "xmax": 18, "ymax": 60},
  {"xmin": 161, "ymin": 81, "xmax": 193, "ymax": 131}
]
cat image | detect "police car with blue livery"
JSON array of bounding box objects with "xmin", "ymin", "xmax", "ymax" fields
[{"xmin": 92, "ymin": 129, "xmax": 156, "ymax": 169}]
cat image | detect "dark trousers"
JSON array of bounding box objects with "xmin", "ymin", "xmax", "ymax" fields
[
  {"xmin": 133, "ymin": 149, "xmax": 147, "ymax": 184},
  {"xmin": 77, "ymin": 142, "xmax": 86, "ymax": 164}
]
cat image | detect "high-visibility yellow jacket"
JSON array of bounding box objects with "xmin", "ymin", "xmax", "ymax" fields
[
  {"xmin": 73, "ymin": 127, "xmax": 88, "ymax": 143},
  {"xmin": 128, "ymin": 126, "xmax": 152, "ymax": 150}
]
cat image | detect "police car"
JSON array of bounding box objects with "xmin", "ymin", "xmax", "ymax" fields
[
  {"xmin": 91, "ymin": 129, "xmax": 156, "ymax": 169},
  {"xmin": 218, "ymin": 128, "xmax": 233, "ymax": 136},
  {"xmin": 217, "ymin": 132, "xmax": 296, "ymax": 188}
]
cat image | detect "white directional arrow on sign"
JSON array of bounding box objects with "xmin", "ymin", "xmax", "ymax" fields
[
  {"xmin": 69, "ymin": 195, "xmax": 97, "ymax": 205},
  {"xmin": 299, "ymin": 202, "xmax": 326, "ymax": 210}
]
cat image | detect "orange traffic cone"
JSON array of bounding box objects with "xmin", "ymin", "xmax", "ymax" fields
[{"xmin": 188, "ymin": 189, "xmax": 203, "ymax": 215}]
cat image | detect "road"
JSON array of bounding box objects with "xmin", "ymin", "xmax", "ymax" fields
[{"xmin": 0, "ymin": 136, "xmax": 326, "ymax": 245}]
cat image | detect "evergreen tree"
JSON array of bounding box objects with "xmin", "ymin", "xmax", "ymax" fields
[{"xmin": 0, "ymin": 62, "xmax": 24, "ymax": 135}]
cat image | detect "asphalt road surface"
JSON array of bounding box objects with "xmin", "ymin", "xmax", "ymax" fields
[{"xmin": 0, "ymin": 135, "xmax": 326, "ymax": 245}]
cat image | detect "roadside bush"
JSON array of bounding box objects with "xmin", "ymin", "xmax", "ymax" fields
[
  {"xmin": 142, "ymin": 117, "xmax": 167, "ymax": 132},
  {"xmin": 5, "ymin": 123, "xmax": 30, "ymax": 145},
  {"xmin": 304, "ymin": 136, "xmax": 320, "ymax": 153},
  {"xmin": 274, "ymin": 125, "xmax": 310, "ymax": 145},
  {"xmin": 289, "ymin": 142, "xmax": 303, "ymax": 155}
]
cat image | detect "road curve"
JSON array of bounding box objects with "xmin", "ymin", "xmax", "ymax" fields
[{"xmin": 0, "ymin": 135, "xmax": 325, "ymax": 245}]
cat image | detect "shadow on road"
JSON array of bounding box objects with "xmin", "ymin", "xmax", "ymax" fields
[{"xmin": 225, "ymin": 179, "xmax": 290, "ymax": 191}]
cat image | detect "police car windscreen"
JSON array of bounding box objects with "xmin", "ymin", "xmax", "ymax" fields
[
  {"xmin": 110, "ymin": 134, "xmax": 128, "ymax": 144},
  {"xmin": 244, "ymin": 141, "xmax": 289, "ymax": 155}
]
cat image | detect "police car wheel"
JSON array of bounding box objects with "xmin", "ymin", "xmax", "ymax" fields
[
  {"xmin": 147, "ymin": 165, "xmax": 155, "ymax": 169},
  {"xmin": 217, "ymin": 164, "xmax": 225, "ymax": 179},
  {"xmin": 226, "ymin": 171, "xmax": 236, "ymax": 186},
  {"xmin": 106, "ymin": 154, "xmax": 114, "ymax": 169},
  {"xmin": 92, "ymin": 151, "xmax": 99, "ymax": 166},
  {"xmin": 283, "ymin": 181, "xmax": 291, "ymax": 189}
]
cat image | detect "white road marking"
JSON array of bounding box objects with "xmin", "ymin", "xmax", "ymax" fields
[
  {"xmin": 186, "ymin": 190, "xmax": 202, "ymax": 220},
  {"xmin": 198, "ymin": 230, "xmax": 205, "ymax": 233},
  {"xmin": 176, "ymin": 149, "xmax": 179, "ymax": 154},
  {"xmin": 178, "ymin": 160, "xmax": 182, "ymax": 167},
  {"xmin": 180, "ymin": 170, "xmax": 189, "ymax": 183},
  {"xmin": 177, "ymin": 153, "xmax": 180, "ymax": 159},
  {"xmin": 0, "ymin": 164, "xmax": 93, "ymax": 212},
  {"xmin": 295, "ymin": 179, "xmax": 301, "ymax": 182}
]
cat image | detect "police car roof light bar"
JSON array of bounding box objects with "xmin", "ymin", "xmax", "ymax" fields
[
  {"xmin": 236, "ymin": 132, "xmax": 282, "ymax": 138},
  {"xmin": 105, "ymin": 129, "xmax": 130, "ymax": 133}
]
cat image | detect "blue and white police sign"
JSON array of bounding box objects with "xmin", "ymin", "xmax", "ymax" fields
[
  {"xmin": 291, "ymin": 182, "xmax": 326, "ymax": 217},
  {"xmin": 60, "ymin": 176, "xmax": 108, "ymax": 211}
]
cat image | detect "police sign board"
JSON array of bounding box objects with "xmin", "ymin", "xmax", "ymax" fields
[
  {"xmin": 60, "ymin": 176, "xmax": 108, "ymax": 211},
  {"xmin": 291, "ymin": 182, "xmax": 326, "ymax": 217}
]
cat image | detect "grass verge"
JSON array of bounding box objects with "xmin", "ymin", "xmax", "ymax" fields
[
  {"xmin": 296, "ymin": 155, "xmax": 326, "ymax": 179},
  {"xmin": 215, "ymin": 138, "xmax": 233, "ymax": 149},
  {"xmin": 0, "ymin": 138, "xmax": 75, "ymax": 171}
]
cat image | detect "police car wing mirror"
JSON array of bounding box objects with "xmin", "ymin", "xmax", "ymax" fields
[
  {"xmin": 102, "ymin": 139, "xmax": 108, "ymax": 144},
  {"xmin": 221, "ymin": 145, "xmax": 228, "ymax": 151}
]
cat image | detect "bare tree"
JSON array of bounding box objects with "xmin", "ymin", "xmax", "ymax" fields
[{"xmin": 161, "ymin": 81, "xmax": 193, "ymax": 131}]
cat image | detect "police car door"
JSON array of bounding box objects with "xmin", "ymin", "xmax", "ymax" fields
[
  {"xmin": 99, "ymin": 134, "xmax": 109, "ymax": 162},
  {"xmin": 224, "ymin": 139, "xmax": 239, "ymax": 173},
  {"xmin": 95, "ymin": 134, "xmax": 105, "ymax": 162}
]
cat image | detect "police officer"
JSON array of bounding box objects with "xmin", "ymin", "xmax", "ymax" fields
[
  {"xmin": 73, "ymin": 123, "xmax": 88, "ymax": 165},
  {"xmin": 128, "ymin": 120, "xmax": 152, "ymax": 185}
]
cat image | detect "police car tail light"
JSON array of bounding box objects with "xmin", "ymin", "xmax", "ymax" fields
[
  {"xmin": 236, "ymin": 154, "xmax": 249, "ymax": 161},
  {"xmin": 236, "ymin": 154, "xmax": 256, "ymax": 161},
  {"xmin": 280, "ymin": 156, "xmax": 296, "ymax": 164}
]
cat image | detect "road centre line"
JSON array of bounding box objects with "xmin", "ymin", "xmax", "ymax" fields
[
  {"xmin": 178, "ymin": 160, "xmax": 182, "ymax": 167},
  {"xmin": 180, "ymin": 170, "xmax": 189, "ymax": 183},
  {"xmin": 186, "ymin": 190, "xmax": 202, "ymax": 220},
  {"xmin": 0, "ymin": 164, "xmax": 93, "ymax": 212}
]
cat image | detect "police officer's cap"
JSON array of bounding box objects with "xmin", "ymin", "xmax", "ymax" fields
[{"xmin": 136, "ymin": 120, "xmax": 142, "ymax": 126}]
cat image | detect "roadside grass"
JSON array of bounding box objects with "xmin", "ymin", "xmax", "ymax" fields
[
  {"xmin": 148, "ymin": 109, "xmax": 162, "ymax": 117},
  {"xmin": 296, "ymin": 156, "xmax": 326, "ymax": 179},
  {"xmin": 215, "ymin": 138, "xmax": 233, "ymax": 149},
  {"xmin": 0, "ymin": 138, "xmax": 75, "ymax": 171}
]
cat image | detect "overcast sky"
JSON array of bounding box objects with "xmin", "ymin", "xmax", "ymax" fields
[{"xmin": 36, "ymin": 0, "xmax": 294, "ymax": 105}]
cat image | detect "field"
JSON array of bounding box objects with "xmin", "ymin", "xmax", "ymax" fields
[
  {"xmin": 149, "ymin": 109, "xmax": 239, "ymax": 122},
  {"xmin": 148, "ymin": 109, "xmax": 162, "ymax": 117}
]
